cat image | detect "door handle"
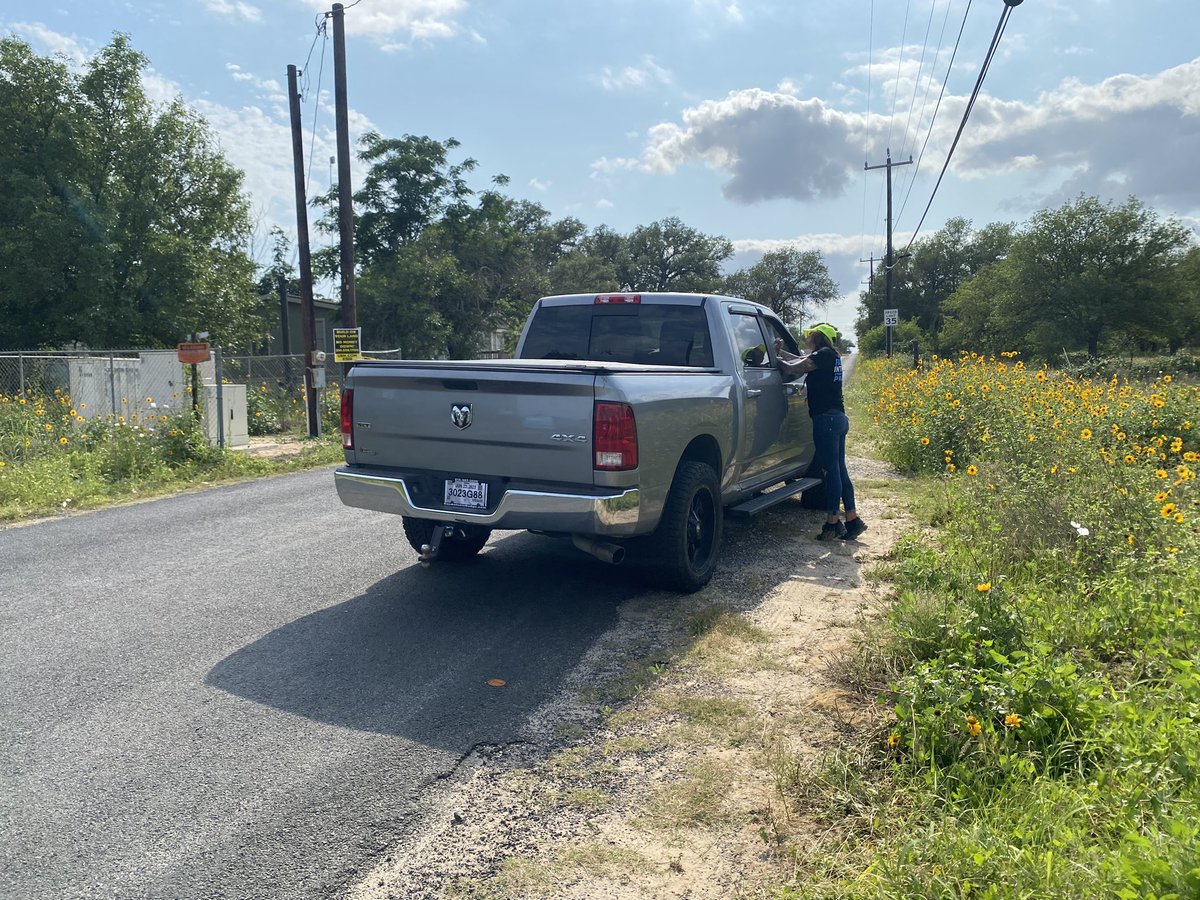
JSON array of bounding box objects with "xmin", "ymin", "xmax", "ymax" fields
[{"xmin": 746, "ymin": 388, "xmax": 762, "ymax": 397}]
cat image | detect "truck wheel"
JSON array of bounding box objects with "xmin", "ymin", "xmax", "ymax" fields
[
  {"xmin": 643, "ymin": 461, "xmax": 722, "ymax": 593},
  {"xmin": 402, "ymin": 517, "xmax": 491, "ymax": 562}
]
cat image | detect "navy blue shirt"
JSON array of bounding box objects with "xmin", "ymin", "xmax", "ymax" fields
[{"xmin": 806, "ymin": 346, "xmax": 844, "ymax": 417}]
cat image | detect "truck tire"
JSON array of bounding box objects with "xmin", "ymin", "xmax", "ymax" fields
[
  {"xmin": 402, "ymin": 517, "xmax": 491, "ymax": 562},
  {"xmin": 642, "ymin": 461, "xmax": 722, "ymax": 593}
]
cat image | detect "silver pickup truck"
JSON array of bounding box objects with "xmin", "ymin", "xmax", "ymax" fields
[{"xmin": 335, "ymin": 292, "xmax": 823, "ymax": 592}]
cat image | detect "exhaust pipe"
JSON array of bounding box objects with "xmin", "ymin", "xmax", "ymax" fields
[{"xmin": 572, "ymin": 534, "xmax": 626, "ymax": 565}]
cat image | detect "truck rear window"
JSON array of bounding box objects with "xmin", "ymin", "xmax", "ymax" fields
[{"xmin": 519, "ymin": 305, "xmax": 715, "ymax": 367}]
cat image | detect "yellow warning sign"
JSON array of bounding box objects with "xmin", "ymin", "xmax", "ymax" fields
[{"xmin": 333, "ymin": 327, "xmax": 362, "ymax": 363}]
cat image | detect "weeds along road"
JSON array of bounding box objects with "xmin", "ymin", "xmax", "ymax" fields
[{"xmin": 0, "ymin": 468, "xmax": 638, "ymax": 899}]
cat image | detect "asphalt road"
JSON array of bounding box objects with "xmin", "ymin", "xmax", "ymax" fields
[{"xmin": 0, "ymin": 469, "xmax": 639, "ymax": 899}]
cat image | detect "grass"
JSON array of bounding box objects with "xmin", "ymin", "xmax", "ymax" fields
[
  {"xmin": 772, "ymin": 353, "xmax": 1200, "ymax": 899},
  {"xmin": 0, "ymin": 386, "xmax": 342, "ymax": 520}
]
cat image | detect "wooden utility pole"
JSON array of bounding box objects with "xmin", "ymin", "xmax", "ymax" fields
[
  {"xmin": 332, "ymin": 3, "xmax": 357, "ymax": 335},
  {"xmin": 865, "ymin": 149, "xmax": 911, "ymax": 358},
  {"xmin": 287, "ymin": 63, "xmax": 320, "ymax": 437},
  {"xmin": 859, "ymin": 253, "xmax": 877, "ymax": 289}
]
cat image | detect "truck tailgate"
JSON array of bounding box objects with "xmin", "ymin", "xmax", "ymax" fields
[{"xmin": 349, "ymin": 363, "xmax": 598, "ymax": 485}]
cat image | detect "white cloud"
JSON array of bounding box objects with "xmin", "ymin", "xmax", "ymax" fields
[
  {"xmin": 690, "ymin": 0, "xmax": 745, "ymax": 26},
  {"xmin": 7, "ymin": 21, "xmax": 90, "ymax": 64},
  {"xmin": 528, "ymin": 177, "xmax": 551, "ymax": 192},
  {"xmin": 954, "ymin": 59, "xmax": 1200, "ymax": 210},
  {"xmin": 302, "ymin": 0, "xmax": 468, "ymax": 49},
  {"xmin": 598, "ymin": 56, "xmax": 673, "ymax": 92},
  {"xmin": 590, "ymin": 156, "xmax": 639, "ymax": 178},
  {"xmin": 617, "ymin": 57, "xmax": 1200, "ymax": 221},
  {"xmin": 595, "ymin": 198, "xmax": 614, "ymax": 209},
  {"xmin": 199, "ymin": 0, "xmax": 263, "ymax": 24},
  {"xmin": 732, "ymin": 233, "xmax": 869, "ymax": 258},
  {"xmin": 225, "ymin": 63, "xmax": 286, "ymax": 104},
  {"xmin": 639, "ymin": 88, "xmax": 872, "ymax": 204}
]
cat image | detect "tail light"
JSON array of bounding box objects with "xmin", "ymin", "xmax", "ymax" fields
[
  {"xmin": 593, "ymin": 401, "xmax": 638, "ymax": 470},
  {"xmin": 340, "ymin": 389, "xmax": 354, "ymax": 450}
]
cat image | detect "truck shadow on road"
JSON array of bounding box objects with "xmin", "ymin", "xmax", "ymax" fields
[{"xmin": 205, "ymin": 531, "xmax": 643, "ymax": 748}]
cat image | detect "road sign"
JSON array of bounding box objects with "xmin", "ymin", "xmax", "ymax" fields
[
  {"xmin": 883, "ymin": 309, "xmax": 899, "ymax": 326},
  {"xmin": 177, "ymin": 342, "xmax": 211, "ymax": 364},
  {"xmin": 333, "ymin": 327, "xmax": 362, "ymax": 363}
]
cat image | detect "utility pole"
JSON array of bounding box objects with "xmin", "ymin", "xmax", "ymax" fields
[
  {"xmin": 332, "ymin": 3, "xmax": 357, "ymax": 341},
  {"xmin": 859, "ymin": 253, "xmax": 877, "ymax": 289},
  {"xmin": 865, "ymin": 149, "xmax": 912, "ymax": 358},
  {"xmin": 287, "ymin": 63, "xmax": 320, "ymax": 437}
]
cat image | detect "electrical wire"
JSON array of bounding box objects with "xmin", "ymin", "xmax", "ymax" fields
[
  {"xmin": 305, "ymin": 22, "xmax": 328, "ymax": 196},
  {"xmin": 860, "ymin": 0, "xmax": 875, "ymax": 264},
  {"xmin": 885, "ymin": 0, "xmax": 912, "ymax": 156},
  {"xmin": 896, "ymin": 0, "xmax": 972, "ymax": 226},
  {"xmin": 901, "ymin": 1, "xmax": 1017, "ymax": 253},
  {"xmin": 900, "ymin": 0, "xmax": 938, "ymax": 161}
]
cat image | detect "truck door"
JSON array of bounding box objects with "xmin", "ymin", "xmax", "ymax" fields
[
  {"xmin": 761, "ymin": 315, "xmax": 816, "ymax": 475},
  {"xmin": 728, "ymin": 310, "xmax": 789, "ymax": 483}
]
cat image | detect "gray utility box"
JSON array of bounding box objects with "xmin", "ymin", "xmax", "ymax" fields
[{"xmin": 199, "ymin": 383, "xmax": 249, "ymax": 449}]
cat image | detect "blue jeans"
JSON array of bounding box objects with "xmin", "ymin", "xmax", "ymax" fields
[{"xmin": 812, "ymin": 411, "xmax": 855, "ymax": 517}]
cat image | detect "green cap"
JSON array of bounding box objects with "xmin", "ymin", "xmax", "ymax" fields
[{"xmin": 805, "ymin": 322, "xmax": 839, "ymax": 343}]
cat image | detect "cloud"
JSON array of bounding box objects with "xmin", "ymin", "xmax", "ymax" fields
[
  {"xmin": 225, "ymin": 63, "xmax": 287, "ymax": 103},
  {"xmin": 301, "ymin": 0, "xmax": 468, "ymax": 49},
  {"xmin": 199, "ymin": 0, "xmax": 263, "ymax": 23},
  {"xmin": 595, "ymin": 198, "xmax": 614, "ymax": 209},
  {"xmin": 615, "ymin": 56, "xmax": 1200, "ymax": 222},
  {"xmin": 732, "ymin": 233, "xmax": 870, "ymax": 258},
  {"xmin": 528, "ymin": 177, "xmax": 551, "ymax": 192},
  {"xmin": 640, "ymin": 88, "xmax": 870, "ymax": 204},
  {"xmin": 6, "ymin": 21, "xmax": 90, "ymax": 63},
  {"xmin": 590, "ymin": 156, "xmax": 639, "ymax": 178},
  {"xmin": 597, "ymin": 56, "xmax": 673, "ymax": 92},
  {"xmin": 954, "ymin": 59, "xmax": 1200, "ymax": 211},
  {"xmin": 690, "ymin": 0, "xmax": 745, "ymax": 25}
]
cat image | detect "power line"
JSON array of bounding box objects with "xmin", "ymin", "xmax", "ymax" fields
[
  {"xmin": 902, "ymin": 0, "xmax": 1018, "ymax": 253},
  {"xmin": 900, "ymin": 0, "xmax": 939, "ymax": 160},
  {"xmin": 885, "ymin": 0, "xmax": 912, "ymax": 154},
  {"xmin": 860, "ymin": 0, "xmax": 875, "ymax": 264},
  {"xmin": 304, "ymin": 21, "xmax": 329, "ymax": 196},
  {"xmin": 896, "ymin": 0, "xmax": 973, "ymax": 226}
]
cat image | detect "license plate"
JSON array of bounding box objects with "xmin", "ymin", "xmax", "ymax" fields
[{"xmin": 444, "ymin": 478, "xmax": 488, "ymax": 509}]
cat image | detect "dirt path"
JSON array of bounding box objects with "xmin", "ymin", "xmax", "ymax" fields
[{"xmin": 347, "ymin": 457, "xmax": 903, "ymax": 900}]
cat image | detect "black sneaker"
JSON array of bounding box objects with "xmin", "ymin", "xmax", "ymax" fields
[
  {"xmin": 818, "ymin": 521, "xmax": 847, "ymax": 540},
  {"xmin": 842, "ymin": 518, "xmax": 868, "ymax": 540}
]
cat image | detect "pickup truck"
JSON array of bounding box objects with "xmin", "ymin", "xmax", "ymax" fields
[{"xmin": 335, "ymin": 292, "xmax": 823, "ymax": 592}]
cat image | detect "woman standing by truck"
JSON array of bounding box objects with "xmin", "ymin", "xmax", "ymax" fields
[{"xmin": 775, "ymin": 323, "xmax": 867, "ymax": 541}]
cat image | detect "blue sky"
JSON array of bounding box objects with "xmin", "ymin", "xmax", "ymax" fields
[{"xmin": 6, "ymin": 0, "xmax": 1200, "ymax": 336}]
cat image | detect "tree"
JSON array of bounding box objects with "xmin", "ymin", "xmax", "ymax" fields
[
  {"xmin": 0, "ymin": 35, "xmax": 260, "ymax": 350},
  {"xmin": 620, "ymin": 217, "xmax": 732, "ymax": 292},
  {"xmin": 723, "ymin": 247, "xmax": 838, "ymax": 328},
  {"xmin": 326, "ymin": 134, "xmax": 595, "ymax": 358},
  {"xmin": 854, "ymin": 217, "xmax": 1014, "ymax": 349},
  {"xmin": 1164, "ymin": 246, "xmax": 1200, "ymax": 353},
  {"xmin": 1004, "ymin": 196, "xmax": 1190, "ymax": 357}
]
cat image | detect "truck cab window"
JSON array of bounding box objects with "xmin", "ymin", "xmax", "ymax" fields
[{"xmin": 730, "ymin": 313, "xmax": 771, "ymax": 368}]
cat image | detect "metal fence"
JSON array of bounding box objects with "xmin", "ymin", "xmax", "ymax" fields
[{"xmin": 0, "ymin": 350, "xmax": 330, "ymax": 437}]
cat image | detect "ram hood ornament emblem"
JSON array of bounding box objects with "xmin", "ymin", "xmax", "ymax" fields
[{"xmin": 451, "ymin": 404, "xmax": 473, "ymax": 430}]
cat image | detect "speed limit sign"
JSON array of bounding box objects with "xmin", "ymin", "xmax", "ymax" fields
[{"xmin": 883, "ymin": 309, "xmax": 899, "ymax": 326}]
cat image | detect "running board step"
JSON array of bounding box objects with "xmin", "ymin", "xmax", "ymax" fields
[{"xmin": 725, "ymin": 477, "xmax": 822, "ymax": 519}]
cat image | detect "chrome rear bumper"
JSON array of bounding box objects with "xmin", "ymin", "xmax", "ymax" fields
[{"xmin": 334, "ymin": 468, "xmax": 641, "ymax": 535}]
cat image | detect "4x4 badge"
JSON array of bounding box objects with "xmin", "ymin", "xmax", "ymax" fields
[{"xmin": 451, "ymin": 404, "xmax": 473, "ymax": 429}]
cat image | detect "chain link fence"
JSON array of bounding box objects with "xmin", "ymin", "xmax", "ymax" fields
[{"xmin": 0, "ymin": 350, "xmax": 334, "ymax": 437}]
